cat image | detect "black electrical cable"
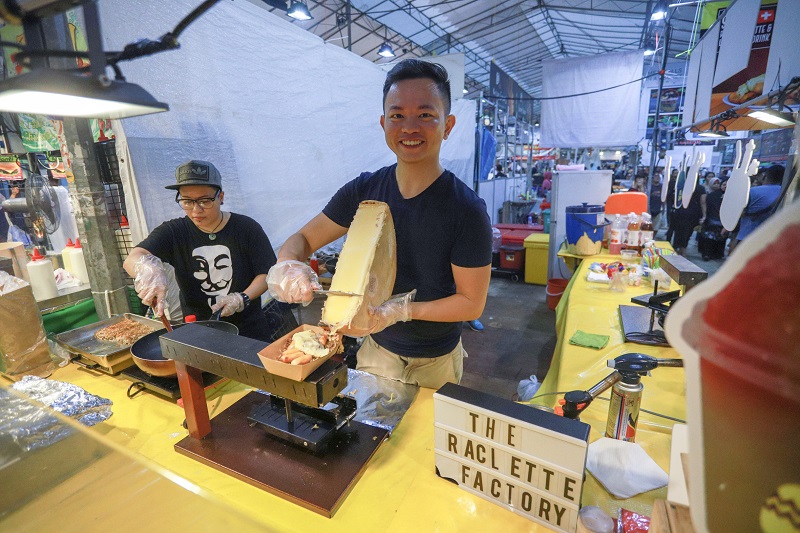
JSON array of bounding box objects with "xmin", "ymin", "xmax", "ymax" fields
[
  {"xmin": 172, "ymin": 0, "xmax": 222, "ymax": 39},
  {"xmin": 486, "ymin": 72, "xmax": 660, "ymax": 102},
  {"xmin": 528, "ymin": 390, "xmax": 686, "ymax": 423}
]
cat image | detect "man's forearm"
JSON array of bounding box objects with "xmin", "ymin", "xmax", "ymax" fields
[
  {"xmin": 410, "ymin": 293, "xmax": 486, "ymax": 323},
  {"xmin": 277, "ymin": 233, "xmax": 312, "ymax": 262}
]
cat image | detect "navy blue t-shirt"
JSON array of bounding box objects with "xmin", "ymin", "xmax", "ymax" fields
[{"xmin": 323, "ymin": 165, "xmax": 493, "ymax": 357}]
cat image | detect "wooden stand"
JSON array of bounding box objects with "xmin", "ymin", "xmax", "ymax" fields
[{"xmin": 174, "ymin": 392, "xmax": 388, "ymax": 517}]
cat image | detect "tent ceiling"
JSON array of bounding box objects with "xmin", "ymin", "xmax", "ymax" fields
[{"xmin": 259, "ymin": 0, "xmax": 703, "ymax": 118}]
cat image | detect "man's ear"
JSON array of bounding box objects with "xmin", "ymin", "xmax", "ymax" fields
[
  {"xmin": 380, "ymin": 115, "xmax": 385, "ymax": 130},
  {"xmin": 444, "ymin": 114, "xmax": 456, "ymax": 139}
]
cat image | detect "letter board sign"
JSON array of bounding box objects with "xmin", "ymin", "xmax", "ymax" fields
[{"xmin": 434, "ymin": 383, "xmax": 590, "ymax": 532}]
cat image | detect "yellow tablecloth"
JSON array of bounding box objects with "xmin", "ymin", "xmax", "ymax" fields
[
  {"xmin": 525, "ymin": 250, "xmax": 686, "ymax": 519},
  {"xmin": 7, "ymin": 248, "xmax": 684, "ymax": 531},
  {"xmin": 23, "ymin": 364, "xmax": 558, "ymax": 532}
]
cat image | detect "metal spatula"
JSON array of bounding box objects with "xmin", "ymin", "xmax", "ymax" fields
[{"xmin": 313, "ymin": 290, "xmax": 362, "ymax": 297}]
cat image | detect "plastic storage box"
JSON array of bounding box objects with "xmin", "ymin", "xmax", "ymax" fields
[
  {"xmin": 499, "ymin": 245, "xmax": 525, "ymax": 271},
  {"xmin": 524, "ymin": 233, "xmax": 550, "ymax": 285}
]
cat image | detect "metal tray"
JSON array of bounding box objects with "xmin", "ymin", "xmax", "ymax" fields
[{"xmin": 56, "ymin": 313, "xmax": 163, "ymax": 359}]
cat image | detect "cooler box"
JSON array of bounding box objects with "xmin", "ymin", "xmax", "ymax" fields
[
  {"xmin": 494, "ymin": 223, "xmax": 544, "ymax": 246},
  {"xmin": 524, "ymin": 233, "xmax": 550, "ymax": 285},
  {"xmin": 499, "ymin": 245, "xmax": 525, "ymax": 271}
]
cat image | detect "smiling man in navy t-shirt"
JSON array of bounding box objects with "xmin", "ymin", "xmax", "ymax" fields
[{"xmin": 268, "ymin": 59, "xmax": 492, "ymax": 389}]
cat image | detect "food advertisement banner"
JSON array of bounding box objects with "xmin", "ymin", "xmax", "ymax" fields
[
  {"xmin": 19, "ymin": 114, "xmax": 60, "ymax": 152},
  {"xmin": 704, "ymin": 2, "xmax": 796, "ymax": 131},
  {"xmin": 0, "ymin": 155, "xmax": 22, "ymax": 181}
]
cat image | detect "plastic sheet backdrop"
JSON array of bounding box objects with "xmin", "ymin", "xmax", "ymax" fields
[
  {"xmin": 541, "ymin": 50, "xmax": 644, "ymax": 148},
  {"xmin": 98, "ymin": 0, "xmax": 479, "ymax": 248}
]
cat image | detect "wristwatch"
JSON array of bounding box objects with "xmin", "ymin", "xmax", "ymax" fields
[{"xmin": 239, "ymin": 292, "xmax": 251, "ymax": 307}]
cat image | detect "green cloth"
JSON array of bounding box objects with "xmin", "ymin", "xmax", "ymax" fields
[
  {"xmin": 569, "ymin": 330, "xmax": 610, "ymax": 350},
  {"xmin": 42, "ymin": 299, "xmax": 99, "ymax": 336}
]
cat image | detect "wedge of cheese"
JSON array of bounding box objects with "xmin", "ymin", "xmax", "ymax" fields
[{"xmin": 321, "ymin": 201, "xmax": 396, "ymax": 335}]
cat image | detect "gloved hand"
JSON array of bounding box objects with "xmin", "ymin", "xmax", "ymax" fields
[
  {"xmin": 267, "ymin": 260, "xmax": 321, "ymax": 306},
  {"xmin": 366, "ymin": 290, "xmax": 416, "ymax": 334},
  {"xmin": 133, "ymin": 254, "xmax": 168, "ymax": 317},
  {"xmin": 211, "ymin": 292, "xmax": 245, "ymax": 317}
]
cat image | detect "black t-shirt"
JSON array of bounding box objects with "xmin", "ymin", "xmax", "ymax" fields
[
  {"xmin": 323, "ymin": 165, "xmax": 493, "ymax": 357},
  {"xmin": 137, "ymin": 213, "xmax": 276, "ymax": 341}
]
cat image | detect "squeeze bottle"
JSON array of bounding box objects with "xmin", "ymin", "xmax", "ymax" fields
[
  {"xmin": 27, "ymin": 248, "xmax": 59, "ymax": 300},
  {"xmin": 61, "ymin": 238, "xmax": 74, "ymax": 273},
  {"xmin": 70, "ymin": 238, "xmax": 90, "ymax": 284}
]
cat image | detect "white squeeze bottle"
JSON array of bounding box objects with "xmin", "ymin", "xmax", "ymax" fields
[
  {"xmin": 70, "ymin": 238, "xmax": 90, "ymax": 285},
  {"xmin": 61, "ymin": 238, "xmax": 74, "ymax": 273},
  {"xmin": 27, "ymin": 248, "xmax": 59, "ymax": 300}
]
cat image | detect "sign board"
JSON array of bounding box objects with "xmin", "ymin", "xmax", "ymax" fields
[{"xmin": 434, "ymin": 383, "xmax": 590, "ymax": 532}]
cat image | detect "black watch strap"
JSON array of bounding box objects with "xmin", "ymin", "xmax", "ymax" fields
[{"xmin": 240, "ymin": 292, "xmax": 251, "ymax": 307}]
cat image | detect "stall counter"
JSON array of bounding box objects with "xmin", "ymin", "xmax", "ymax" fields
[
  {"xmin": 525, "ymin": 250, "xmax": 686, "ymax": 519},
  {"xmin": 16, "ymin": 363, "xmax": 562, "ymax": 532}
]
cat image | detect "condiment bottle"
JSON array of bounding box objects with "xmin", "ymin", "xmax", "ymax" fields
[
  {"xmin": 609, "ymin": 215, "xmax": 625, "ymax": 255},
  {"xmin": 61, "ymin": 238, "xmax": 74, "ymax": 273},
  {"xmin": 70, "ymin": 238, "xmax": 90, "ymax": 284},
  {"xmin": 626, "ymin": 212, "xmax": 641, "ymax": 252},
  {"xmin": 27, "ymin": 248, "xmax": 59, "ymax": 300},
  {"xmin": 639, "ymin": 212, "xmax": 654, "ymax": 246}
]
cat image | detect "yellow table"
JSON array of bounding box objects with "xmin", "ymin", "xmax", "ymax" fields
[
  {"xmin": 9, "ymin": 364, "xmax": 563, "ymax": 532},
  {"xmin": 6, "ymin": 249, "xmax": 683, "ymax": 531},
  {"xmin": 525, "ymin": 251, "xmax": 686, "ymax": 519}
]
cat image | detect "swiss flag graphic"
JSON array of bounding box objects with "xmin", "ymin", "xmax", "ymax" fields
[{"xmin": 758, "ymin": 9, "xmax": 774, "ymax": 23}]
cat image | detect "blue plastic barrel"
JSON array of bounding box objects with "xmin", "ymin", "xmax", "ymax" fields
[{"xmin": 565, "ymin": 203, "xmax": 607, "ymax": 255}]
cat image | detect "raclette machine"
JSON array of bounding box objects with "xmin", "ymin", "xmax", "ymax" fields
[
  {"xmin": 621, "ymin": 253, "xmax": 708, "ymax": 346},
  {"xmin": 159, "ymin": 323, "xmax": 355, "ymax": 453}
]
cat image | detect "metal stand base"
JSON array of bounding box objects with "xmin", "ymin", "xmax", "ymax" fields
[
  {"xmin": 174, "ymin": 392, "xmax": 388, "ymax": 518},
  {"xmin": 248, "ymin": 395, "xmax": 357, "ymax": 453}
]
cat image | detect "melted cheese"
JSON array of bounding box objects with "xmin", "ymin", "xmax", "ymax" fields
[
  {"xmin": 290, "ymin": 330, "xmax": 329, "ymax": 358},
  {"xmin": 322, "ymin": 201, "xmax": 396, "ymax": 334}
]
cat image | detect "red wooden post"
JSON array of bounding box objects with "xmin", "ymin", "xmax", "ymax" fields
[{"xmin": 175, "ymin": 361, "xmax": 211, "ymax": 439}]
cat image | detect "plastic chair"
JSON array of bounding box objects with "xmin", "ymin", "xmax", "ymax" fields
[{"xmin": 604, "ymin": 191, "xmax": 647, "ymax": 216}]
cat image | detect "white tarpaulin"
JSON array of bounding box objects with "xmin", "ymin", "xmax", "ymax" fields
[
  {"xmin": 540, "ymin": 50, "xmax": 644, "ymax": 148},
  {"xmin": 98, "ymin": 0, "xmax": 475, "ymax": 249}
]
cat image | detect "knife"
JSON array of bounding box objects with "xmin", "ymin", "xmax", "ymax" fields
[{"xmin": 313, "ymin": 290, "xmax": 363, "ymax": 297}]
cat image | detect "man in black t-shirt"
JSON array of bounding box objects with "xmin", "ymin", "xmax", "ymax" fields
[
  {"xmin": 268, "ymin": 60, "xmax": 493, "ymax": 388},
  {"xmin": 123, "ymin": 160, "xmax": 276, "ymax": 342}
]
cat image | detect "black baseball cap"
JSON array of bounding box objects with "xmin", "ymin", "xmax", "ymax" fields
[{"xmin": 165, "ymin": 160, "xmax": 222, "ymax": 190}]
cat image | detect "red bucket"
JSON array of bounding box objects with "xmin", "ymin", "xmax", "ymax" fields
[{"xmin": 546, "ymin": 278, "xmax": 570, "ymax": 311}]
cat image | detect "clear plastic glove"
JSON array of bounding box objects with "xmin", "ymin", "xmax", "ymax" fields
[
  {"xmin": 133, "ymin": 254, "xmax": 168, "ymax": 317},
  {"xmin": 267, "ymin": 260, "xmax": 321, "ymax": 306},
  {"xmin": 211, "ymin": 292, "xmax": 244, "ymax": 317},
  {"xmin": 366, "ymin": 290, "xmax": 416, "ymax": 334}
]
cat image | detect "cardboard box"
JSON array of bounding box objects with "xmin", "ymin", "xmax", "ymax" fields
[{"xmin": 257, "ymin": 325, "xmax": 336, "ymax": 381}]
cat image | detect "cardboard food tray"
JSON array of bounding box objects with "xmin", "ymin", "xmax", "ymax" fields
[
  {"xmin": 257, "ymin": 325, "xmax": 336, "ymax": 381},
  {"xmin": 56, "ymin": 313, "xmax": 162, "ymax": 360}
]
